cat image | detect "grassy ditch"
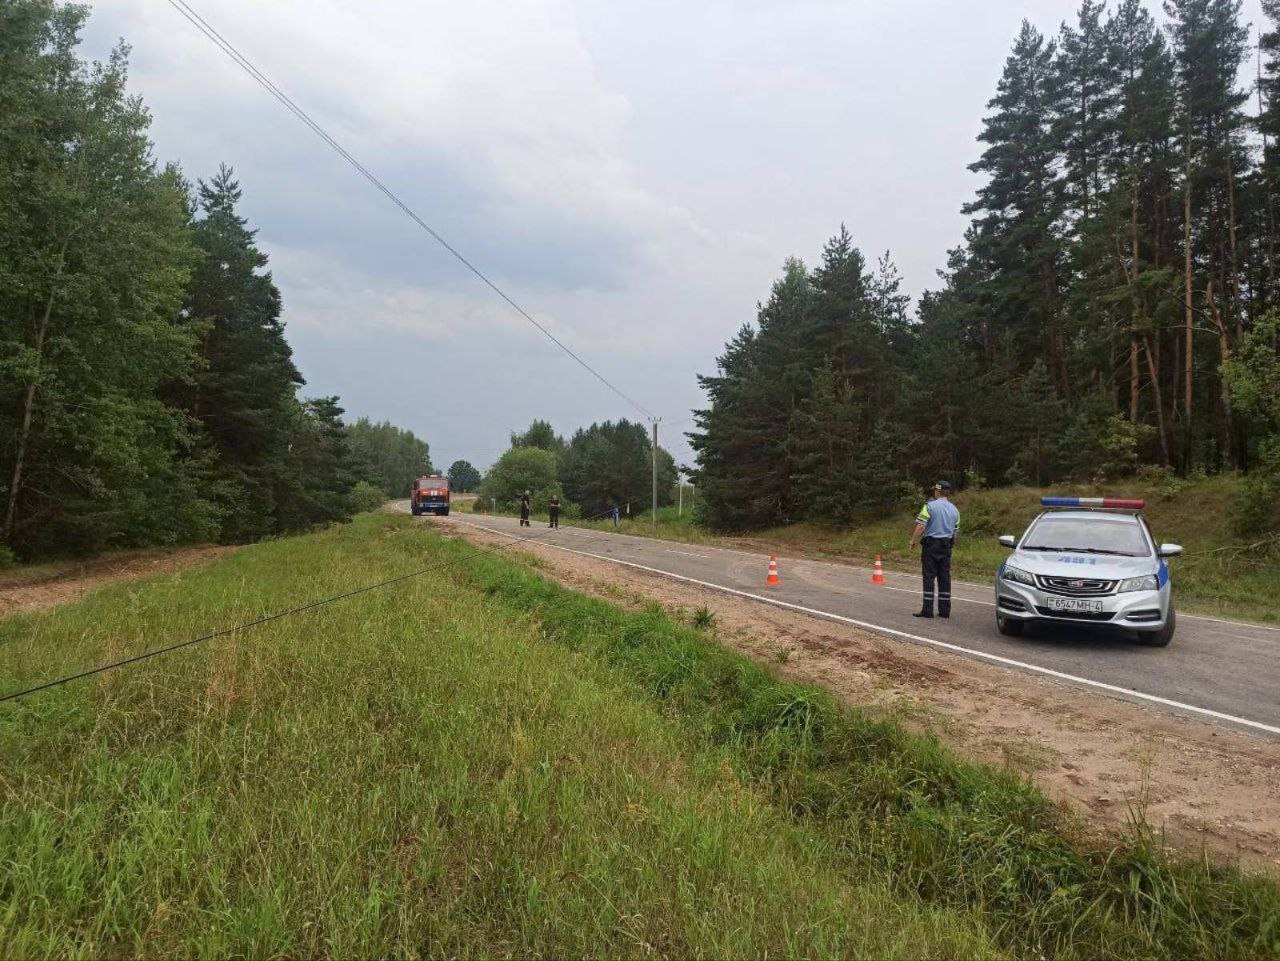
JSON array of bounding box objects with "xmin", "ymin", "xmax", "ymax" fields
[
  {"xmin": 0, "ymin": 514, "xmax": 1276, "ymax": 959},
  {"xmin": 0, "ymin": 515, "xmax": 992, "ymax": 959},
  {"xmin": 457, "ymin": 533, "xmax": 1280, "ymax": 960}
]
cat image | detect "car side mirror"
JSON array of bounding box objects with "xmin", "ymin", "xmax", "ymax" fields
[
  {"xmin": 1159, "ymin": 543, "xmax": 1183, "ymax": 558},
  {"xmin": 998, "ymin": 535, "xmax": 1017, "ymax": 549}
]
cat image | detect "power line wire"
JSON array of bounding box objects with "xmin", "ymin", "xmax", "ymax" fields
[
  {"xmin": 0, "ymin": 506, "xmax": 619, "ymax": 706},
  {"xmin": 163, "ymin": 0, "xmax": 655, "ymax": 421}
]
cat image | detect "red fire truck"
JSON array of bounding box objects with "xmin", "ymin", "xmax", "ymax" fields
[{"xmin": 410, "ymin": 475, "xmax": 451, "ymax": 516}]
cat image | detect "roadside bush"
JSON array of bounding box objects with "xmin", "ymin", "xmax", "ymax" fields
[
  {"xmin": 1137, "ymin": 464, "xmax": 1187, "ymax": 501},
  {"xmin": 1230, "ymin": 440, "xmax": 1280, "ymax": 538},
  {"xmin": 349, "ymin": 480, "xmax": 386, "ymax": 514},
  {"xmin": 0, "ymin": 546, "xmax": 16, "ymax": 570},
  {"xmin": 480, "ymin": 447, "xmax": 559, "ymax": 511},
  {"xmin": 1062, "ymin": 393, "xmax": 1157, "ymax": 481}
]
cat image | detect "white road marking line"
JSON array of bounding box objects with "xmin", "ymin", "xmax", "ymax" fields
[
  {"xmin": 456, "ymin": 518, "xmax": 1280, "ymax": 738},
  {"xmin": 666, "ymin": 549, "xmax": 712, "ymax": 558},
  {"xmin": 466, "ymin": 516, "xmax": 1280, "ymax": 636}
]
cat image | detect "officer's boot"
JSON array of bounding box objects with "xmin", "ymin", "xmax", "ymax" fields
[{"xmin": 913, "ymin": 595, "xmax": 934, "ymax": 619}]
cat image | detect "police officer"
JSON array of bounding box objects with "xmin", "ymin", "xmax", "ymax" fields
[
  {"xmin": 548, "ymin": 493, "xmax": 561, "ymax": 529},
  {"xmin": 909, "ymin": 480, "xmax": 959, "ymax": 619},
  {"xmin": 519, "ymin": 490, "xmax": 532, "ymax": 527}
]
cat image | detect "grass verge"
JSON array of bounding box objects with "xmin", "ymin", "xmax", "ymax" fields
[
  {"xmin": 1, "ymin": 514, "xmax": 1276, "ymax": 958},
  {"xmin": 0, "ymin": 515, "xmax": 992, "ymax": 959}
]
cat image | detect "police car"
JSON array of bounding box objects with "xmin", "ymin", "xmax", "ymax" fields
[{"xmin": 994, "ymin": 497, "xmax": 1182, "ymax": 646}]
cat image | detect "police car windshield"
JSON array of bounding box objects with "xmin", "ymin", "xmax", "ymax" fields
[{"xmin": 1021, "ymin": 515, "xmax": 1149, "ymax": 557}]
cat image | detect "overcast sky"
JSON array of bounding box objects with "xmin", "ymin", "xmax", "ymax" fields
[{"xmin": 84, "ymin": 0, "xmax": 1267, "ymax": 471}]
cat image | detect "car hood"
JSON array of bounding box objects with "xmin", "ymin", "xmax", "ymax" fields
[{"xmin": 1008, "ymin": 550, "xmax": 1157, "ymax": 579}]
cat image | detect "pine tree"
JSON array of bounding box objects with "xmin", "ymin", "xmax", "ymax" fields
[
  {"xmin": 965, "ymin": 21, "xmax": 1069, "ymax": 392},
  {"xmin": 446, "ymin": 460, "xmax": 482, "ymax": 493},
  {"xmin": 1165, "ymin": 0, "xmax": 1251, "ymax": 468},
  {"xmin": 179, "ymin": 165, "xmax": 304, "ymax": 540}
]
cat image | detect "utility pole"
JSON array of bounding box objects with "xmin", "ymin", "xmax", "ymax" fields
[
  {"xmin": 651, "ymin": 418, "xmax": 661, "ymax": 532},
  {"xmin": 678, "ymin": 475, "xmax": 683, "ymax": 518}
]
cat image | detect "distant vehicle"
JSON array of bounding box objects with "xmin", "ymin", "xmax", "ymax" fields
[
  {"xmin": 994, "ymin": 497, "xmax": 1182, "ymax": 646},
  {"xmin": 411, "ymin": 475, "xmax": 450, "ymax": 516}
]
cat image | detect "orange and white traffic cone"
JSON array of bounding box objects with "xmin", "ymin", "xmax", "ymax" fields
[
  {"xmin": 872, "ymin": 555, "xmax": 885, "ymax": 585},
  {"xmin": 766, "ymin": 554, "xmax": 780, "ymax": 587}
]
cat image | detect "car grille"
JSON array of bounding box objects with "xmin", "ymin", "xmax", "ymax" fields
[
  {"xmin": 1035, "ymin": 575, "xmax": 1116, "ymax": 597},
  {"xmin": 1035, "ymin": 606, "xmax": 1115, "ymax": 622}
]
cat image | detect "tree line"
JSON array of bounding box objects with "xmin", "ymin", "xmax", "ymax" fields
[
  {"xmin": 480, "ymin": 419, "xmax": 677, "ymax": 518},
  {"xmin": 0, "ymin": 1, "xmax": 429, "ymax": 560},
  {"xmin": 692, "ymin": 0, "xmax": 1280, "ymax": 532}
]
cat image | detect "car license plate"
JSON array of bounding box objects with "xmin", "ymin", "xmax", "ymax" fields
[{"xmin": 1046, "ymin": 596, "xmax": 1103, "ymax": 614}]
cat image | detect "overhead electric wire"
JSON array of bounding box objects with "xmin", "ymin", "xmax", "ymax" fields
[
  {"xmin": 163, "ymin": 0, "xmax": 655, "ymax": 422},
  {"xmin": 0, "ymin": 506, "xmax": 620, "ymax": 706}
]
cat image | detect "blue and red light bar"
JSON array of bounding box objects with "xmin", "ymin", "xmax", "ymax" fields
[{"xmin": 1041, "ymin": 496, "xmax": 1145, "ymax": 510}]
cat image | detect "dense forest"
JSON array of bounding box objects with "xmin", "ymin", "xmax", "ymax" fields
[
  {"xmin": 692, "ymin": 0, "xmax": 1280, "ymax": 533},
  {"xmin": 480, "ymin": 419, "xmax": 677, "ymax": 517},
  {"xmin": 0, "ymin": 1, "xmax": 427, "ymax": 560}
]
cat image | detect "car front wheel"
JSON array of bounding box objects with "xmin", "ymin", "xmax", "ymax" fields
[
  {"xmin": 1136, "ymin": 608, "xmax": 1175, "ymax": 647},
  {"xmin": 996, "ymin": 613, "xmax": 1025, "ymax": 637}
]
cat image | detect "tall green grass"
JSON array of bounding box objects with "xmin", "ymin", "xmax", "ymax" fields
[
  {"xmin": 1, "ymin": 515, "xmax": 1276, "ymax": 959},
  {"xmin": 455, "ymin": 535, "xmax": 1280, "ymax": 960},
  {"xmin": 0, "ymin": 516, "xmax": 994, "ymax": 959}
]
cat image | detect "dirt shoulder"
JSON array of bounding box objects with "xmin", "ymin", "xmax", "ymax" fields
[
  {"xmin": 0, "ymin": 545, "xmax": 234, "ymax": 617},
  {"xmin": 442, "ymin": 516, "xmax": 1280, "ymax": 873}
]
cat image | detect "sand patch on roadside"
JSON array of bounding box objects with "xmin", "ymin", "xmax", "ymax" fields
[{"xmin": 0, "ymin": 545, "xmax": 234, "ymax": 617}]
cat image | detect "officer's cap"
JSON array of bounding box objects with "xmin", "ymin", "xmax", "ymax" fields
[{"xmin": 934, "ymin": 480, "xmax": 953, "ymax": 493}]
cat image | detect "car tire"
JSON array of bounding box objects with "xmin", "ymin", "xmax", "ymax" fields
[
  {"xmin": 1137, "ymin": 608, "xmax": 1175, "ymax": 647},
  {"xmin": 410, "ymin": 504, "xmax": 421, "ymax": 516},
  {"xmin": 996, "ymin": 614, "xmax": 1025, "ymax": 637},
  {"xmin": 441, "ymin": 507, "xmax": 450, "ymax": 516}
]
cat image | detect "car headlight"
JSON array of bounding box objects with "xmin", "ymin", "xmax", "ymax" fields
[
  {"xmin": 1117, "ymin": 574, "xmax": 1159, "ymax": 593},
  {"xmin": 1002, "ymin": 564, "xmax": 1035, "ymax": 586}
]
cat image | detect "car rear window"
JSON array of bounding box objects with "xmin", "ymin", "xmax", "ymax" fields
[{"xmin": 1022, "ymin": 515, "xmax": 1149, "ymax": 557}]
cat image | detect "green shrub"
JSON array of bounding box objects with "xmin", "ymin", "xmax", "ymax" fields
[
  {"xmin": 1231, "ymin": 441, "xmax": 1280, "ymax": 538},
  {"xmin": 348, "ymin": 480, "xmax": 386, "ymax": 514},
  {"xmin": 0, "ymin": 546, "xmax": 17, "ymax": 570}
]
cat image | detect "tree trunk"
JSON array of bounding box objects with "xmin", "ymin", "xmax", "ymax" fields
[
  {"xmin": 1226, "ymin": 159, "xmax": 1243, "ymax": 341},
  {"xmin": 1260, "ymin": 42, "xmax": 1278, "ymax": 303},
  {"xmin": 1142, "ymin": 334, "xmax": 1172, "ymax": 466},
  {"xmin": 1205, "ymin": 278, "xmax": 1236, "ymax": 469},
  {"xmin": 3, "ymin": 239, "xmax": 70, "ymax": 544},
  {"xmin": 1182, "ymin": 138, "xmax": 1194, "ymax": 468},
  {"xmin": 1129, "ymin": 338, "xmax": 1141, "ymax": 421}
]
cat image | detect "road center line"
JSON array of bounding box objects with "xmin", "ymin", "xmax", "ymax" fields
[{"xmin": 456, "ymin": 518, "xmax": 1280, "ymax": 738}]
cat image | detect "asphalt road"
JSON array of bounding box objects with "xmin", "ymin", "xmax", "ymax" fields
[{"xmin": 405, "ymin": 506, "xmax": 1280, "ymax": 737}]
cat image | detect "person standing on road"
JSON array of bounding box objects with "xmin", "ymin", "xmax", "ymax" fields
[
  {"xmin": 909, "ymin": 480, "xmax": 959, "ymax": 619},
  {"xmin": 611, "ymin": 503, "xmax": 620, "ymax": 530},
  {"xmin": 548, "ymin": 494, "xmax": 561, "ymax": 529},
  {"xmin": 519, "ymin": 490, "xmax": 532, "ymax": 527}
]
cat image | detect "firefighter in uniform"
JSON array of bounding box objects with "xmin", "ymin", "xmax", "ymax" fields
[
  {"xmin": 519, "ymin": 490, "xmax": 532, "ymax": 527},
  {"xmin": 548, "ymin": 494, "xmax": 561, "ymax": 529},
  {"xmin": 910, "ymin": 480, "xmax": 959, "ymax": 619}
]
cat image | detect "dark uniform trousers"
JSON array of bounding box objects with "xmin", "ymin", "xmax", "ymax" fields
[{"xmin": 921, "ymin": 536, "xmax": 954, "ymax": 616}]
